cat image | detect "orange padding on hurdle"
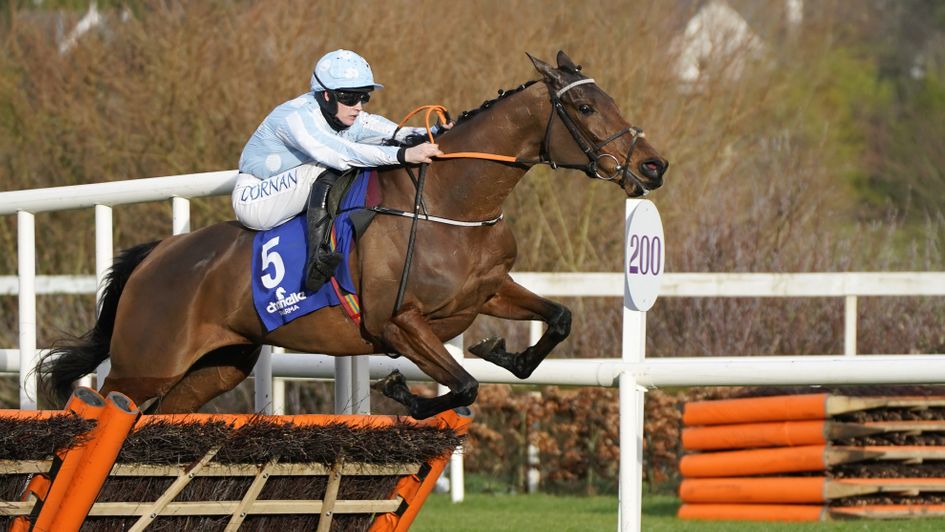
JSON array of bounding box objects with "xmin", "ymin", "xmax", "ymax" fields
[
  {"xmin": 30, "ymin": 387, "xmax": 107, "ymax": 532},
  {"xmin": 678, "ymin": 503, "xmax": 826, "ymax": 522},
  {"xmin": 134, "ymin": 412, "xmax": 463, "ymax": 430},
  {"xmin": 680, "ymin": 445, "xmax": 827, "ymax": 477},
  {"xmin": 682, "ymin": 393, "xmax": 829, "ymax": 426},
  {"xmin": 369, "ymin": 408, "xmax": 473, "ymax": 532},
  {"xmin": 682, "ymin": 420, "xmax": 827, "ymax": 450},
  {"xmin": 0, "ymin": 409, "xmax": 91, "ymax": 420},
  {"xmin": 47, "ymin": 392, "xmax": 140, "ymax": 532},
  {"xmin": 680, "ymin": 477, "xmax": 826, "ymax": 504}
]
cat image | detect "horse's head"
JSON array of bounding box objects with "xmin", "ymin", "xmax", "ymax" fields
[{"xmin": 528, "ymin": 51, "xmax": 668, "ymax": 197}]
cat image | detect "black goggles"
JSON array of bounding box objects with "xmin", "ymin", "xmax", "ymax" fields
[{"xmin": 334, "ymin": 90, "xmax": 371, "ymax": 106}]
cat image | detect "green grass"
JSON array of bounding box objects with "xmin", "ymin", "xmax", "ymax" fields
[
  {"xmin": 411, "ymin": 493, "xmax": 945, "ymax": 531},
  {"xmin": 410, "ymin": 492, "xmax": 619, "ymax": 531}
]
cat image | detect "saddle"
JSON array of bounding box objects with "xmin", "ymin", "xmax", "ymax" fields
[{"xmin": 323, "ymin": 168, "xmax": 377, "ymax": 242}]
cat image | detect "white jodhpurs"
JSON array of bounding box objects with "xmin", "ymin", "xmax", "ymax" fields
[{"xmin": 231, "ymin": 163, "xmax": 326, "ymax": 230}]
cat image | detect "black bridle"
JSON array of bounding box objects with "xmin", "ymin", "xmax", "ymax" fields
[{"xmin": 536, "ymin": 78, "xmax": 649, "ymax": 193}]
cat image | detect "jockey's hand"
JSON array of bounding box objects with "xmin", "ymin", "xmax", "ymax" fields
[{"xmin": 405, "ymin": 142, "xmax": 443, "ymax": 164}]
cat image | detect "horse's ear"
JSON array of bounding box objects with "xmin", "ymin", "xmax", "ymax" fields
[
  {"xmin": 527, "ymin": 52, "xmax": 563, "ymax": 84},
  {"xmin": 556, "ymin": 50, "xmax": 579, "ymax": 72}
]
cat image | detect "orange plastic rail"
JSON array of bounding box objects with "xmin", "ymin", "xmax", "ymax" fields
[
  {"xmin": 682, "ymin": 420, "xmax": 827, "ymax": 450},
  {"xmin": 680, "ymin": 444, "xmax": 827, "ymax": 477},
  {"xmin": 680, "ymin": 477, "xmax": 827, "ymax": 504},
  {"xmin": 29, "ymin": 387, "xmax": 107, "ymax": 532},
  {"xmin": 682, "ymin": 477, "xmax": 945, "ymax": 505},
  {"xmin": 683, "ymin": 503, "xmax": 945, "ymax": 521},
  {"xmin": 683, "ymin": 394, "xmax": 829, "ymax": 426},
  {"xmin": 679, "ymin": 503, "xmax": 826, "ymax": 522},
  {"xmin": 369, "ymin": 408, "xmax": 473, "ymax": 532},
  {"xmin": 47, "ymin": 392, "xmax": 140, "ymax": 532}
]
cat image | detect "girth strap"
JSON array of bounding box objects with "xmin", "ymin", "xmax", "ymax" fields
[{"xmin": 369, "ymin": 206, "xmax": 503, "ymax": 227}]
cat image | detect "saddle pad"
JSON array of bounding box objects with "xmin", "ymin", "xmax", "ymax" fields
[{"xmin": 251, "ymin": 169, "xmax": 374, "ymax": 332}]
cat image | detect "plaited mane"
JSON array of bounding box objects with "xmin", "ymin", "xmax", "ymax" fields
[{"xmin": 455, "ymin": 80, "xmax": 539, "ymax": 126}]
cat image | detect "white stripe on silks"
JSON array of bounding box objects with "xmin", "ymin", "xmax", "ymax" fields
[
  {"xmin": 285, "ymin": 111, "xmax": 329, "ymax": 160},
  {"xmin": 286, "ymin": 110, "xmax": 351, "ymax": 170},
  {"xmin": 556, "ymin": 78, "xmax": 596, "ymax": 97}
]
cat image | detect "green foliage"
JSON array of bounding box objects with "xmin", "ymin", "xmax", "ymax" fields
[
  {"xmin": 776, "ymin": 47, "xmax": 894, "ymax": 201},
  {"xmin": 868, "ymin": 69, "xmax": 945, "ymax": 219}
]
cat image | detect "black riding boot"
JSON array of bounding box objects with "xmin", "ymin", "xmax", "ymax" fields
[{"xmin": 304, "ymin": 173, "xmax": 342, "ymax": 292}]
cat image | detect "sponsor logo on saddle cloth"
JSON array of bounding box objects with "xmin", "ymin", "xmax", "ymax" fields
[{"xmin": 251, "ymin": 169, "xmax": 377, "ymax": 332}]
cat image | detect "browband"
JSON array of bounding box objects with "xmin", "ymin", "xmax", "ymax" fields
[{"xmin": 555, "ymin": 78, "xmax": 596, "ymax": 98}]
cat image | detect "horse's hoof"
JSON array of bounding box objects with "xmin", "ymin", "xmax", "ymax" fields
[
  {"xmin": 469, "ymin": 336, "xmax": 505, "ymax": 358},
  {"xmin": 371, "ymin": 370, "xmax": 406, "ymax": 394}
]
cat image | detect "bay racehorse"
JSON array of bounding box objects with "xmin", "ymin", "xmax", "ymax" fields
[{"xmin": 39, "ymin": 51, "xmax": 668, "ymax": 419}]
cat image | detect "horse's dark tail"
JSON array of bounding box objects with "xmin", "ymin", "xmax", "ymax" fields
[{"xmin": 37, "ymin": 240, "xmax": 161, "ymax": 407}]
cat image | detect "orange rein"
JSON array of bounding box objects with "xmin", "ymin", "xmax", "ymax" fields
[{"xmin": 396, "ymin": 105, "xmax": 520, "ymax": 164}]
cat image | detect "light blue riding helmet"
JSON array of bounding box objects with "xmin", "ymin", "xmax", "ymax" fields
[{"xmin": 310, "ymin": 49, "xmax": 384, "ymax": 92}]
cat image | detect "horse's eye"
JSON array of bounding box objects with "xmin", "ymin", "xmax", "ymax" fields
[{"xmin": 578, "ymin": 104, "xmax": 594, "ymax": 115}]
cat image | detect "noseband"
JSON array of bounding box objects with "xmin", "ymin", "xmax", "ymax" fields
[{"xmin": 540, "ymin": 78, "xmax": 648, "ymax": 192}]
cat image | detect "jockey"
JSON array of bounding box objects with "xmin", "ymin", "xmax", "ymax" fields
[{"xmin": 233, "ymin": 49, "xmax": 448, "ymax": 293}]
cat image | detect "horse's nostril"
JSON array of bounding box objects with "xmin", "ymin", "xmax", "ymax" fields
[{"xmin": 640, "ymin": 159, "xmax": 665, "ymax": 179}]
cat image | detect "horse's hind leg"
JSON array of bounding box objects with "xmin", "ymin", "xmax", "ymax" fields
[
  {"xmin": 151, "ymin": 345, "xmax": 262, "ymax": 414},
  {"xmin": 373, "ymin": 306, "xmax": 479, "ymax": 420},
  {"xmin": 99, "ymin": 374, "xmax": 179, "ymax": 412},
  {"xmin": 469, "ymin": 276, "xmax": 571, "ymax": 379}
]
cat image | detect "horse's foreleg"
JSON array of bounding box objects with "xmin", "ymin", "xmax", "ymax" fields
[
  {"xmin": 469, "ymin": 276, "xmax": 571, "ymax": 379},
  {"xmin": 374, "ymin": 306, "xmax": 479, "ymax": 420}
]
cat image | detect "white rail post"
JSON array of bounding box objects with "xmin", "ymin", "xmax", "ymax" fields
[
  {"xmin": 334, "ymin": 357, "xmax": 353, "ymax": 414},
  {"xmin": 94, "ymin": 205, "xmax": 113, "ymax": 388},
  {"xmin": 619, "ymin": 199, "xmax": 663, "ymax": 532},
  {"xmin": 171, "ymin": 196, "xmax": 191, "ymax": 234},
  {"xmin": 272, "ymin": 347, "xmax": 286, "ymax": 415},
  {"xmin": 844, "ymin": 295, "xmax": 857, "ymax": 356},
  {"xmin": 255, "ymin": 345, "xmax": 274, "ymax": 414},
  {"xmin": 18, "ymin": 211, "xmax": 37, "ymax": 409},
  {"xmin": 445, "ymin": 335, "xmax": 465, "ymax": 503},
  {"xmin": 273, "ymin": 377, "xmax": 286, "ymax": 415},
  {"xmin": 253, "ymin": 334, "xmax": 273, "ymax": 415},
  {"xmin": 351, "ymin": 355, "xmax": 371, "ymax": 414},
  {"xmin": 526, "ymin": 390, "xmax": 542, "ymax": 494},
  {"xmin": 619, "ymin": 311, "xmax": 646, "ymax": 532},
  {"xmin": 527, "ymin": 322, "xmax": 543, "ymax": 494}
]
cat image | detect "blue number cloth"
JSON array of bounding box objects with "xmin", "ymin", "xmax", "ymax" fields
[{"xmin": 251, "ymin": 169, "xmax": 371, "ymax": 332}]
